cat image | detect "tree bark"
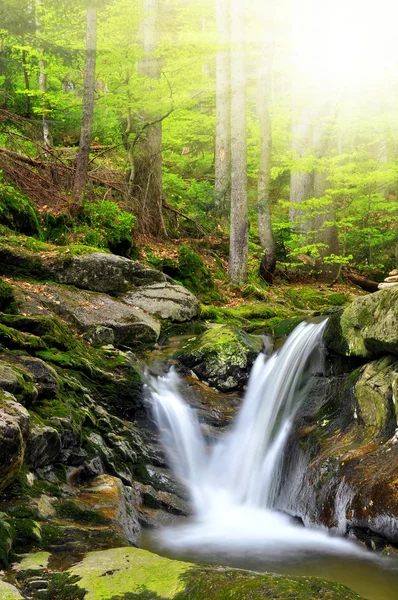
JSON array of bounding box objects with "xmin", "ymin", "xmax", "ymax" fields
[
  {"xmin": 229, "ymin": 0, "xmax": 248, "ymax": 285},
  {"xmin": 131, "ymin": 0, "xmax": 167, "ymax": 237},
  {"xmin": 257, "ymin": 17, "xmax": 276, "ymax": 283},
  {"xmin": 71, "ymin": 1, "xmax": 97, "ymax": 214},
  {"xmin": 35, "ymin": 0, "xmax": 52, "ymax": 155},
  {"xmin": 214, "ymin": 0, "xmax": 231, "ymax": 211},
  {"xmin": 288, "ymin": 105, "xmax": 313, "ymax": 231}
]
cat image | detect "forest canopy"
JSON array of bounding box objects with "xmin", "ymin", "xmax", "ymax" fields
[{"xmin": 1, "ymin": 0, "xmax": 397, "ymax": 287}]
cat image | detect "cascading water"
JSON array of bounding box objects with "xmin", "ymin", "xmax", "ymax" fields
[
  {"xmin": 146, "ymin": 320, "xmax": 398, "ymax": 600},
  {"xmin": 150, "ymin": 320, "xmax": 327, "ymax": 515}
]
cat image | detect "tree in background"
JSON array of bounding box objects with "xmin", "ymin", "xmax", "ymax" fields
[
  {"xmin": 229, "ymin": 0, "xmax": 248, "ymax": 284},
  {"xmin": 71, "ymin": 0, "xmax": 98, "ymax": 214},
  {"xmin": 130, "ymin": 0, "xmax": 167, "ymax": 237},
  {"xmin": 257, "ymin": 6, "xmax": 276, "ymax": 283},
  {"xmin": 214, "ymin": 0, "xmax": 231, "ymax": 211}
]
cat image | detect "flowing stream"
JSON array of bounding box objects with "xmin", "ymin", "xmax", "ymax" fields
[{"xmin": 146, "ymin": 321, "xmax": 398, "ymax": 600}]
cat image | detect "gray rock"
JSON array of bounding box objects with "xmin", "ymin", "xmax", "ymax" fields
[
  {"xmin": 122, "ymin": 282, "xmax": 201, "ymax": 322},
  {"xmin": 0, "ymin": 395, "xmax": 30, "ymax": 491},
  {"xmin": 26, "ymin": 426, "xmax": 62, "ymax": 469},
  {"xmin": 16, "ymin": 282, "xmax": 160, "ymax": 349},
  {"xmin": 10, "ymin": 356, "xmax": 59, "ymax": 399},
  {"xmin": 83, "ymin": 325, "xmax": 115, "ymax": 347},
  {"xmin": 46, "ymin": 252, "xmax": 167, "ymax": 293}
]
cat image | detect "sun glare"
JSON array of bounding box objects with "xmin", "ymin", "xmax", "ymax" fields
[{"xmin": 292, "ymin": 0, "xmax": 398, "ymax": 96}]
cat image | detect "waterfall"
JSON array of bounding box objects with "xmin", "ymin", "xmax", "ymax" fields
[{"xmin": 149, "ymin": 320, "xmax": 327, "ymax": 515}]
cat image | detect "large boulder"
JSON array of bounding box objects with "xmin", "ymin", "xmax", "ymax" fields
[
  {"xmin": 279, "ymin": 354, "xmax": 398, "ymax": 545},
  {"xmin": 0, "ymin": 394, "xmax": 30, "ymax": 491},
  {"xmin": 68, "ymin": 547, "xmax": 364, "ymax": 600},
  {"xmin": 122, "ymin": 282, "xmax": 201, "ymax": 322},
  {"xmin": 325, "ymin": 287, "xmax": 398, "ymax": 359},
  {"xmin": 175, "ymin": 324, "xmax": 263, "ymax": 391},
  {"xmin": 45, "ymin": 252, "xmax": 168, "ymax": 293},
  {"xmin": 15, "ymin": 282, "xmax": 160, "ymax": 349}
]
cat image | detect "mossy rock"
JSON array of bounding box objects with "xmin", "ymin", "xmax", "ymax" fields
[
  {"xmin": 325, "ymin": 288, "xmax": 398, "ymax": 358},
  {"xmin": 0, "ymin": 580, "xmax": 23, "ymax": 599},
  {"xmin": 67, "ymin": 547, "xmax": 364, "ymax": 600},
  {"xmin": 175, "ymin": 324, "xmax": 263, "ymax": 391},
  {"xmin": 0, "ymin": 512, "xmax": 15, "ymax": 568},
  {"xmin": 0, "ymin": 279, "xmax": 18, "ymax": 313},
  {"xmin": 0, "ymin": 183, "xmax": 41, "ymax": 236}
]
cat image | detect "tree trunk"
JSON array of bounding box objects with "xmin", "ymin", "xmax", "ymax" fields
[
  {"xmin": 228, "ymin": 0, "xmax": 248, "ymax": 285},
  {"xmin": 21, "ymin": 49, "xmax": 32, "ymax": 118},
  {"xmin": 257, "ymin": 19, "xmax": 276, "ymax": 283},
  {"xmin": 214, "ymin": 0, "xmax": 231, "ymax": 211},
  {"xmin": 70, "ymin": 1, "xmax": 97, "ymax": 214},
  {"xmin": 131, "ymin": 0, "xmax": 167, "ymax": 237},
  {"xmin": 288, "ymin": 106, "xmax": 313, "ymax": 231},
  {"xmin": 35, "ymin": 0, "xmax": 52, "ymax": 154}
]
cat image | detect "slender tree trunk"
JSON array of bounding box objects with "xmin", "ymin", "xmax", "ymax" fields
[
  {"xmin": 311, "ymin": 113, "xmax": 340, "ymax": 280},
  {"xmin": 131, "ymin": 0, "xmax": 167, "ymax": 237},
  {"xmin": 35, "ymin": 0, "xmax": 52, "ymax": 154},
  {"xmin": 21, "ymin": 49, "xmax": 32, "ymax": 118},
  {"xmin": 229, "ymin": 0, "xmax": 248, "ymax": 284},
  {"xmin": 257, "ymin": 19, "xmax": 276, "ymax": 283},
  {"xmin": 289, "ymin": 105, "xmax": 313, "ymax": 232},
  {"xmin": 215, "ymin": 0, "xmax": 231, "ymax": 211},
  {"xmin": 71, "ymin": 1, "xmax": 97, "ymax": 214}
]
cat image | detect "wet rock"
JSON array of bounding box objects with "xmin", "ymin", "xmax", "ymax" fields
[
  {"xmin": 26, "ymin": 426, "xmax": 62, "ymax": 469},
  {"xmin": 122, "ymin": 282, "xmax": 201, "ymax": 322},
  {"xmin": 75, "ymin": 474, "xmax": 141, "ymax": 545},
  {"xmin": 46, "ymin": 251, "xmax": 167, "ymax": 293},
  {"xmin": 16, "ymin": 282, "xmax": 160, "ymax": 349},
  {"xmin": 0, "ymin": 395, "xmax": 30, "ymax": 491},
  {"xmin": 175, "ymin": 324, "xmax": 263, "ymax": 391},
  {"xmin": 325, "ymin": 287, "xmax": 398, "ymax": 358},
  {"xmin": 139, "ymin": 484, "xmax": 191, "ymax": 516},
  {"xmin": 281, "ymin": 357, "xmax": 398, "ymax": 544}
]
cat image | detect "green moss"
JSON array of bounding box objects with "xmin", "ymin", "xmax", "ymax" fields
[
  {"xmin": 54, "ymin": 500, "xmax": 109, "ymax": 525},
  {"xmin": 0, "ymin": 580, "xmax": 23, "ymax": 599},
  {"xmin": 12, "ymin": 518, "xmax": 41, "ymax": 553},
  {"xmin": 69, "ymin": 548, "xmax": 365, "ymax": 600},
  {"xmin": 0, "ymin": 512, "xmax": 15, "ymax": 568},
  {"xmin": 0, "ymin": 314, "xmax": 76, "ymax": 351},
  {"xmin": 0, "ymin": 279, "xmax": 18, "ymax": 313},
  {"xmin": 0, "ymin": 323, "xmax": 47, "ymax": 352},
  {"xmin": 174, "ymin": 567, "xmax": 365, "ymax": 600},
  {"xmin": 0, "ymin": 180, "xmax": 41, "ymax": 236},
  {"xmin": 274, "ymin": 316, "xmax": 306, "ymax": 337},
  {"xmin": 70, "ymin": 547, "xmax": 189, "ymax": 600},
  {"xmin": 17, "ymin": 551, "xmax": 50, "ymax": 572}
]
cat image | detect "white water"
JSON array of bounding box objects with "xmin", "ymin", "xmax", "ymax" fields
[
  {"xmin": 147, "ymin": 320, "xmax": 398, "ymax": 600},
  {"xmin": 150, "ymin": 320, "xmax": 328, "ymax": 515}
]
